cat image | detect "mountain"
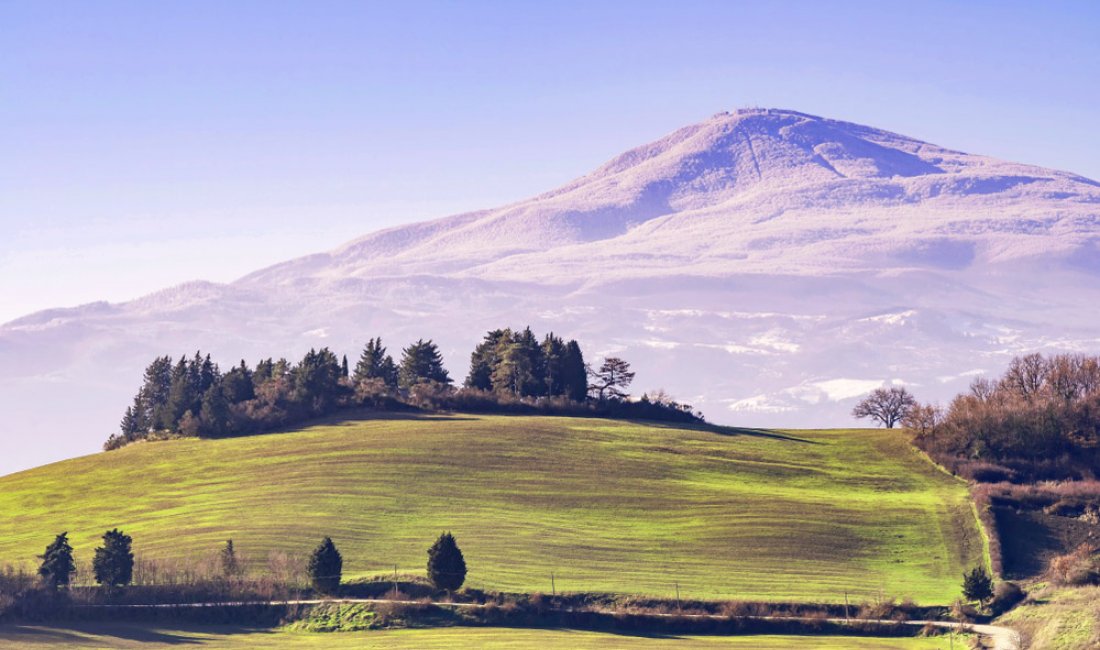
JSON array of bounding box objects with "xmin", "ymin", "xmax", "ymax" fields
[{"xmin": 3, "ymin": 108, "xmax": 1099, "ymax": 475}]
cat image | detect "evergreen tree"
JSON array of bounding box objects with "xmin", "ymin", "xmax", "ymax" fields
[
  {"xmin": 197, "ymin": 353, "xmax": 219, "ymax": 396},
  {"xmin": 561, "ymin": 340, "xmax": 588, "ymax": 402},
  {"xmin": 165, "ymin": 356, "xmax": 197, "ymax": 430},
  {"xmin": 512, "ymin": 327, "xmax": 545, "ymax": 397},
  {"xmin": 220, "ymin": 539, "xmax": 240, "ymax": 579},
  {"xmin": 491, "ymin": 339, "xmax": 533, "ymax": 397},
  {"xmin": 253, "ymin": 358, "xmax": 275, "ymax": 388},
  {"xmin": 307, "ymin": 537, "xmax": 343, "ymax": 594},
  {"xmin": 222, "ymin": 360, "xmax": 255, "ymax": 403},
  {"xmin": 427, "ymin": 532, "xmax": 466, "ymax": 591},
  {"xmin": 354, "ymin": 338, "xmax": 399, "ymax": 388},
  {"xmin": 465, "ymin": 329, "xmax": 509, "ymax": 390},
  {"xmin": 588, "ymin": 357, "xmax": 635, "ymax": 401},
  {"xmin": 199, "ymin": 384, "xmax": 231, "ymax": 436},
  {"xmin": 399, "ymin": 339, "xmax": 451, "ymax": 389},
  {"xmin": 140, "ymin": 356, "xmax": 173, "ymax": 430},
  {"xmin": 130, "ymin": 389, "xmax": 151, "ymax": 436},
  {"xmin": 341, "ymin": 355, "xmax": 349, "ymax": 379},
  {"xmin": 38, "ymin": 532, "xmax": 76, "ymax": 590},
  {"xmin": 541, "ymin": 333, "xmax": 567, "ymax": 397},
  {"xmin": 119, "ymin": 406, "xmax": 138, "ymax": 439},
  {"xmin": 294, "ymin": 348, "xmax": 344, "ymax": 414},
  {"xmin": 93, "ymin": 529, "xmax": 134, "ymax": 589},
  {"xmin": 962, "ymin": 566, "xmax": 994, "ymax": 608}
]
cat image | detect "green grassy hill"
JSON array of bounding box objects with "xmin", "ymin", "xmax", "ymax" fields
[{"xmin": 0, "ymin": 414, "xmax": 983, "ymax": 604}]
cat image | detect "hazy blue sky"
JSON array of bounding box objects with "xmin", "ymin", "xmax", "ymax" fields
[{"xmin": 3, "ymin": 0, "xmax": 1098, "ymax": 323}]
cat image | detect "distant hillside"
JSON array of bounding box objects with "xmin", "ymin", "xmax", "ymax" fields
[
  {"xmin": 0, "ymin": 414, "xmax": 982, "ymax": 604},
  {"xmin": 3, "ymin": 108, "xmax": 1099, "ymax": 475}
]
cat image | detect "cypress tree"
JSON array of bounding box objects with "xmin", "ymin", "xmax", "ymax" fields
[
  {"xmin": 561, "ymin": 340, "xmax": 588, "ymax": 402},
  {"xmin": 307, "ymin": 537, "xmax": 343, "ymax": 594},
  {"xmin": 220, "ymin": 539, "xmax": 240, "ymax": 579},
  {"xmin": 165, "ymin": 356, "xmax": 196, "ymax": 430},
  {"xmin": 140, "ymin": 356, "xmax": 173, "ymax": 430},
  {"xmin": 427, "ymin": 532, "xmax": 466, "ymax": 591},
  {"xmin": 93, "ymin": 529, "xmax": 134, "ymax": 589},
  {"xmin": 38, "ymin": 532, "xmax": 76, "ymax": 590},
  {"xmin": 541, "ymin": 333, "xmax": 567, "ymax": 397}
]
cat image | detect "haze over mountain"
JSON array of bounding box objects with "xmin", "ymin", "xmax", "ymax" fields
[{"xmin": 3, "ymin": 108, "xmax": 1099, "ymax": 476}]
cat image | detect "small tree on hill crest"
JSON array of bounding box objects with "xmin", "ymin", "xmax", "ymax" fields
[{"xmin": 852, "ymin": 386, "xmax": 917, "ymax": 429}]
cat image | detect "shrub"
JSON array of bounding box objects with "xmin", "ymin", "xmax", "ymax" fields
[
  {"xmin": 989, "ymin": 581, "xmax": 1025, "ymax": 615},
  {"xmin": 1048, "ymin": 543, "xmax": 1100, "ymax": 586}
]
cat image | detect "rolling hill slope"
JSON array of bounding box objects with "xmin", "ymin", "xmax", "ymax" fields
[{"xmin": 0, "ymin": 414, "xmax": 983, "ymax": 604}]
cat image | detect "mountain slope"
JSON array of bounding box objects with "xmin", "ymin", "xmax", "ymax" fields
[
  {"xmin": 2, "ymin": 108, "xmax": 1099, "ymax": 475},
  {"xmin": 0, "ymin": 414, "xmax": 983, "ymax": 604}
]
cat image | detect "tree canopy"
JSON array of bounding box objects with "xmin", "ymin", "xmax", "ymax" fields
[
  {"xmin": 852, "ymin": 387, "xmax": 916, "ymax": 429},
  {"xmin": 93, "ymin": 529, "xmax": 134, "ymax": 589},
  {"xmin": 38, "ymin": 532, "xmax": 76, "ymax": 590},
  {"xmin": 307, "ymin": 537, "xmax": 343, "ymax": 594},
  {"xmin": 427, "ymin": 532, "xmax": 466, "ymax": 591}
]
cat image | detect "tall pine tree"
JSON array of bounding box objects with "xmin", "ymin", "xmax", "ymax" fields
[
  {"xmin": 38, "ymin": 532, "xmax": 76, "ymax": 590},
  {"xmin": 399, "ymin": 339, "xmax": 451, "ymax": 389}
]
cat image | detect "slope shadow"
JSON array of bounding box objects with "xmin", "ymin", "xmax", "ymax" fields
[
  {"xmin": 0, "ymin": 622, "xmax": 265, "ymax": 645},
  {"xmin": 626, "ymin": 419, "xmax": 819, "ymax": 444}
]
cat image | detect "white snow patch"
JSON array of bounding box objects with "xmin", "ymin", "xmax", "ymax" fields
[{"xmin": 749, "ymin": 331, "xmax": 801, "ymax": 353}]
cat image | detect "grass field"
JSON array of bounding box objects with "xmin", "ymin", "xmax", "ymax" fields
[
  {"xmin": 0, "ymin": 624, "xmax": 960, "ymax": 649},
  {"xmin": 998, "ymin": 584, "xmax": 1100, "ymax": 649},
  {"xmin": 0, "ymin": 413, "xmax": 982, "ymax": 603}
]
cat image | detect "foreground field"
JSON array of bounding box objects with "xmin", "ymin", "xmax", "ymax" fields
[
  {"xmin": 0, "ymin": 624, "xmax": 960, "ymax": 649},
  {"xmin": 0, "ymin": 413, "xmax": 982, "ymax": 603},
  {"xmin": 998, "ymin": 584, "xmax": 1100, "ymax": 649}
]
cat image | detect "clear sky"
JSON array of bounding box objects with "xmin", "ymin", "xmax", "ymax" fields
[{"xmin": 2, "ymin": 0, "xmax": 1098, "ymax": 324}]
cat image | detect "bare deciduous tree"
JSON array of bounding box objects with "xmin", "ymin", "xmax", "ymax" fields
[
  {"xmin": 852, "ymin": 386, "xmax": 916, "ymax": 428},
  {"xmin": 901, "ymin": 402, "xmax": 943, "ymax": 438}
]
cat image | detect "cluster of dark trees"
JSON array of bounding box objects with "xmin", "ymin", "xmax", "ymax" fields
[
  {"xmin": 465, "ymin": 329, "xmax": 587, "ymax": 401},
  {"xmin": 33, "ymin": 529, "xmax": 465, "ymax": 596},
  {"xmin": 106, "ymin": 338, "xmax": 452, "ymax": 449},
  {"xmin": 900, "ymin": 353, "xmax": 1100, "ymax": 481},
  {"xmin": 107, "ymin": 328, "xmax": 702, "ymax": 450},
  {"xmin": 37, "ymin": 530, "xmax": 134, "ymax": 591}
]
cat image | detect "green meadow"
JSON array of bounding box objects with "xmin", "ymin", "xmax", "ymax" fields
[
  {"xmin": 0, "ymin": 624, "xmax": 960, "ymax": 649},
  {"xmin": 0, "ymin": 414, "xmax": 982, "ymax": 603}
]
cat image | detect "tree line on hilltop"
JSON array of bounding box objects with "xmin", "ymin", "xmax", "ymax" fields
[{"xmin": 106, "ymin": 328, "xmax": 701, "ymax": 450}]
